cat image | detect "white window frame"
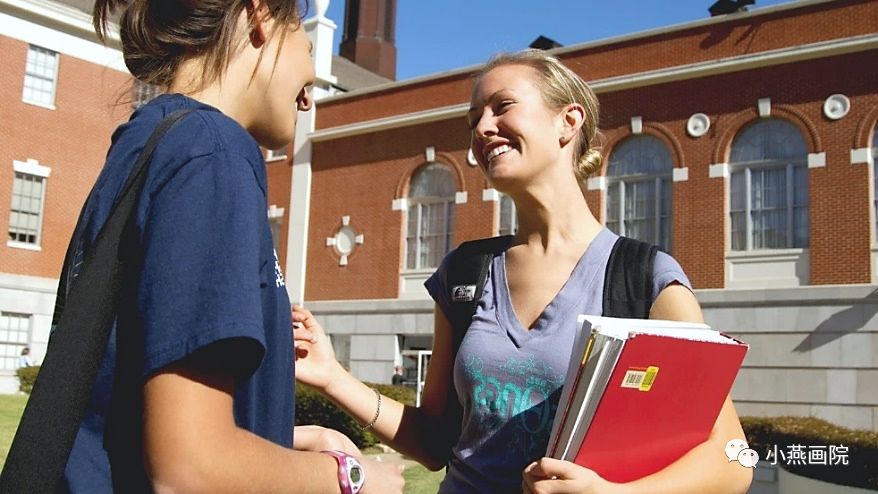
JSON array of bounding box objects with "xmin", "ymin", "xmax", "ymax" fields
[
  {"xmin": 132, "ymin": 80, "xmax": 161, "ymax": 109},
  {"xmin": 498, "ymin": 194, "xmax": 518, "ymax": 236},
  {"xmin": 0, "ymin": 312, "xmax": 32, "ymax": 371},
  {"xmin": 872, "ymin": 128, "xmax": 878, "ymax": 246},
  {"xmin": 605, "ymin": 135, "xmax": 674, "ymax": 252},
  {"xmin": 8, "ymin": 160, "xmax": 51, "ymax": 250},
  {"xmin": 266, "ymin": 146, "xmax": 289, "ymax": 162},
  {"xmin": 404, "ymin": 163, "xmax": 455, "ymax": 272},
  {"xmin": 728, "ymin": 119, "xmax": 809, "ymax": 252},
  {"xmin": 22, "ymin": 45, "xmax": 59, "ymax": 109}
]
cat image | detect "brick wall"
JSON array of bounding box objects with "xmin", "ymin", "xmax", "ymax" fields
[{"xmin": 0, "ymin": 36, "xmax": 130, "ymax": 279}]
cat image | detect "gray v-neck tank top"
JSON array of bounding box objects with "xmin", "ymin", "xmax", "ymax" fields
[{"xmin": 425, "ymin": 228, "xmax": 691, "ymax": 493}]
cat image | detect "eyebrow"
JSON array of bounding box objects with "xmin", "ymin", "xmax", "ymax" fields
[{"xmin": 308, "ymin": 41, "xmax": 314, "ymax": 55}]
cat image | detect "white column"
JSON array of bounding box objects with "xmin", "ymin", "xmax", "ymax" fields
[{"xmin": 285, "ymin": 3, "xmax": 337, "ymax": 305}]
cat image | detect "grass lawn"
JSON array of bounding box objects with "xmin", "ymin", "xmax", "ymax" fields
[
  {"xmin": 0, "ymin": 394, "xmax": 28, "ymax": 469},
  {"xmin": 402, "ymin": 463, "xmax": 444, "ymax": 494}
]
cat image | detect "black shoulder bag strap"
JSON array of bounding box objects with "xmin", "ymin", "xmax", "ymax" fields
[
  {"xmin": 0, "ymin": 109, "xmax": 193, "ymax": 494},
  {"xmin": 602, "ymin": 236, "xmax": 659, "ymax": 319},
  {"xmin": 445, "ymin": 235, "xmax": 514, "ymax": 353}
]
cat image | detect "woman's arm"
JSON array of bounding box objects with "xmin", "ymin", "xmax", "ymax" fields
[
  {"xmin": 293, "ymin": 304, "xmax": 460, "ymax": 470},
  {"xmin": 524, "ymin": 284, "xmax": 752, "ymax": 494},
  {"xmin": 142, "ymin": 358, "xmax": 404, "ymax": 494}
]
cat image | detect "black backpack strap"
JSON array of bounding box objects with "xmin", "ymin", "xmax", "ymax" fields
[
  {"xmin": 0, "ymin": 109, "xmax": 193, "ymax": 494},
  {"xmin": 602, "ymin": 236, "xmax": 659, "ymax": 319},
  {"xmin": 445, "ymin": 235, "xmax": 513, "ymax": 356}
]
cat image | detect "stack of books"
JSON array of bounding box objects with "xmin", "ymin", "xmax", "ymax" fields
[{"xmin": 546, "ymin": 315, "xmax": 749, "ymax": 482}]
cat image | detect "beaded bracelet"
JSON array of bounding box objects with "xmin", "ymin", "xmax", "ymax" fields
[{"xmin": 362, "ymin": 387, "xmax": 381, "ymax": 430}]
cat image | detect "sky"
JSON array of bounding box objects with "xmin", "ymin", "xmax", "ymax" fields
[{"xmin": 321, "ymin": 0, "xmax": 794, "ymax": 81}]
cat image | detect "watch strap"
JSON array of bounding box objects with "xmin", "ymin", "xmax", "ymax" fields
[{"xmin": 322, "ymin": 450, "xmax": 364, "ymax": 494}]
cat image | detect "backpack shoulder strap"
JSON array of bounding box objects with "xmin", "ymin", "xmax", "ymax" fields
[
  {"xmin": 445, "ymin": 235, "xmax": 513, "ymax": 347},
  {"xmin": 602, "ymin": 236, "xmax": 659, "ymax": 319}
]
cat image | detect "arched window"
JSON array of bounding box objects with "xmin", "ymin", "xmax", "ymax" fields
[
  {"xmin": 873, "ymin": 126, "xmax": 878, "ymax": 241},
  {"xmin": 606, "ymin": 135, "xmax": 674, "ymax": 251},
  {"xmin": 729, "ymin": 119, "xmax": 808, "ymax": 251},
  {"xmin": 406, "ymin": 163, "xmax": 455, "ymax": 270},
  {"xmin": 499, "ymin": 194, "xmax": 518, "ymax": 236}
]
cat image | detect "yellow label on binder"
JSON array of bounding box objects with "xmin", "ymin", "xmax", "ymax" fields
[
  {"xmin": 640, "ymin": 366, "xmax": 659, "ymax": 391},
  {"xmin": 620, "ymin": 366, "xmax": 660, "ymax": 391}
]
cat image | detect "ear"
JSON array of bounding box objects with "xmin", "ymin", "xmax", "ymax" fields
[
  {"xmin": 559, "ymin": 103, "xmax": 586, "ymax": 146},
  {"xmin": 245, "ymin": 0, "xmax": 269, "ymax": 48}
]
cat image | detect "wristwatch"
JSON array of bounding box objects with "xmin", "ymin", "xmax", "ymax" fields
[{"xmin": 322, "ymin": 450, "xmax": 366, "ymax": 494}]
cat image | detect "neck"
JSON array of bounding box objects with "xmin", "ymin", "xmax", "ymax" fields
[{"xmin": 510, "ymin": 173, "xmax": 602, "ymax": 250}]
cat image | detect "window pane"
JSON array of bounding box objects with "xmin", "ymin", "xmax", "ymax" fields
[
  {"xmin": 406, "ymin": 164, "xmax": 455, "ymax": 269},
  {"xmin": 730, "ymin": 119, "xmax": 807, "ymax": 163},
  {"xmin": 607, "ymin": 136, "xmax": 673, "ymax": 250},
  {"xmin": 9, "ymin": 173, "xmax": 45, "ymax": 244},
  {"xmin": 23, "ymin": 45, "xmax": 58, "ymax": 106},
  {"xmin": 0, "ymin": 313, "xmax": 30, "ymax": 371}
]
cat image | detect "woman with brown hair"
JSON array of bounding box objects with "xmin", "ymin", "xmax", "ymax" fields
[{"xmin": 61, "ymin": 0, "xmax": 404, "ymax": 492}]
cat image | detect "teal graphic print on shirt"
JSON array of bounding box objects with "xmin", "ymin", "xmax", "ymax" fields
[{"xmin": 465, "ymin": 354, "xmax": 565, "ymax": 460}]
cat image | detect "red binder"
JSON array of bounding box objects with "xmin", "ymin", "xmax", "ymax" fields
[{"xmin": 547, "ymin": 316, "xmax": 748, "ymax": 483}]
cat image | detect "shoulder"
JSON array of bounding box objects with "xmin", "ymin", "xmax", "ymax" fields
[
  {"xmin": 118, "ymin": 96, "xmax": 265, "ymax": 195},
  {"xmin": 652, "ymin": 250, "xmax": 692, "ymax": 293}
]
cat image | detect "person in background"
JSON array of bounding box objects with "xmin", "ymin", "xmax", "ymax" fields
[
  {"xmin": 18, "ymin": 347, "xmax": 34, "ymax": 369},
  {"xmin": 391, "ymin": 366, "xmax": 406, "ymax": 386},
  {"xmin": 292, "ymin": 49, "xmax": 751, "ymax": 493},
  {"xmin": 58, "ymin": 0, "xmax": 405, "ymax": 491}
]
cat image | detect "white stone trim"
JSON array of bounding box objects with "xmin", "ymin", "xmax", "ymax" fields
[
  {"xmin": 454, "ymin": 191, "xmax": 468, "ymax": 204},
  {"xmin": 630, "ymin": 116, "xmax": 643, "ymax": 134},
  {"xmin": 482, "ymin": 188, "xmax": 500, "ymax": 202},
  {"xmin": 13, "ymin": 158, "xmax": 50, "ymax": 178},
  {"xmin": 709, "ymin": 163, "xmax": 729, "ymax": 179},
  {"xmin": 319, "ymin": 0, "xmax": 844, "ymax": 103},
  {"xmin": 310, "ymin": 35, "xmax": 878, "ymax": 142},
  {"xmin": 807, "ymin": 152, "xmax": 826, "ymax": 168},
  {"xmin": 6, "ymin": 241, "xmax": 41, "ymax": 251},
  {"xmin": 672, "ymin": 167, "xmax": 689, "ymax": 182},
  {"xmin": 851, "ymin": 147, "xmax": 872, "ymax": 165},
  {"xmin": 391, "ymin": 198, "xmax": 408, "ymax": 211},
  {"xmin": 0, "ymin": 0, "xmax": 125, "ymax": 73},
  {"xmin": 425, "ymin": 146, "xmax": 435, "ymax": 162},
  {"xmin": 587, "ymin": 176, "xmax": 606, "ymax": 191},
  {"xmin": 758, "ymin": 98, "xmax": 771, "ymax": 117}
]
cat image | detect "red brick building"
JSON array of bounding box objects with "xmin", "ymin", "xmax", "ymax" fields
[{"xmin": 293, "ymin": 0, "xmax": 878, "ymax": 435}]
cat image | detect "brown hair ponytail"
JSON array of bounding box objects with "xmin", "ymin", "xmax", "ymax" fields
[{"xmin": 93, "ymin": 0, "xmax": 308, "ymax": 89}]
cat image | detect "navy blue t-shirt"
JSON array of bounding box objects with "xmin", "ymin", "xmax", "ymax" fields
[{"xmin": 63, "ymin": 94, "xmax": 294, "ymax": 491}]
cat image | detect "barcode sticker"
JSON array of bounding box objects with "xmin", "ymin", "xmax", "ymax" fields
[{"xmin": 621, "ymin": 366, "xmax": 659, "ymax": 391}]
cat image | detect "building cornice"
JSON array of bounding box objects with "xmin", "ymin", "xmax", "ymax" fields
[
  {"xmin": 0, "ymin": 0, "xmax": 121, "ymax": 47},
  {"xmin": 318, "ymin": 0, "xmax": 840, "ymax": 104},
  {"xmin": 311, "ymin": 34, "xmax": 878, "ymax": 142}
]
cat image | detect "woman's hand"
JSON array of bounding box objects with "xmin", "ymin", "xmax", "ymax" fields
[
  {"xmin": 359, "ymin": 456, "xmax": 406, "ymax": 494},
  {"xmin": 293, "ymin": 425, "xmax": 361, "ymax": 456},
  {"xmin": 291, "ymin": 305, "xmax": 346, "ymax": 392},
  {"xmin": 522, "ymin": 458, "xmax": 618, "ymax": 494}
]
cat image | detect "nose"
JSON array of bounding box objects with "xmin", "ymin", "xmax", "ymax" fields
[
  {"xmin": 297, "ymin": 87, "xmax": 313, "ymax": 112},
  {"xmin": 472, "ymin": 111, "xmax": 497, "ymax": 141}
]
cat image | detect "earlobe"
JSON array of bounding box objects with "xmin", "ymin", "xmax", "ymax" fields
[{"xmin": 561, "ymin": 103, "xmax": 586, "ymax": 144}]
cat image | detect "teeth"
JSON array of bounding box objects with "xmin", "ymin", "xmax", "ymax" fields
[{"xmin": 487, "ymin": 144, "xmax": 512, "ymax": 162}]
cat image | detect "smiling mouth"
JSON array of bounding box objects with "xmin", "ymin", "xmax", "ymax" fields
[{"xmin": 486, "ymin": 144, "xmax": 513, "ymax": 163}]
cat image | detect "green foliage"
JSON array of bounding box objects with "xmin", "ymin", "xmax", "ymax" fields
[
  {"xmin": 295, "ymin": 383, "xmax": 416, "ymax": 449},
  {"xmin": 15, "ymin": 366, "xmax": 40, "ymax": 394},
  {"xmin": 741, "ymin": 416, "xmax": 878, "ymax": 489}
]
